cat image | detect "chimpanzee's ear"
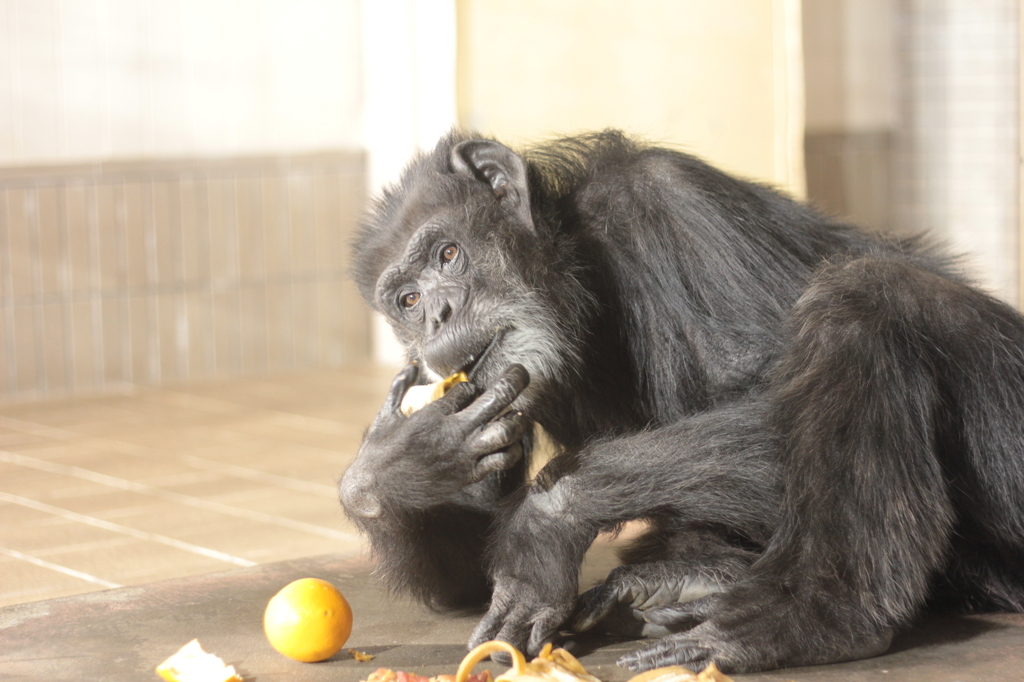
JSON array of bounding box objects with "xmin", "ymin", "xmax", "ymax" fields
[{"xmin": 450, "ymin": 140, "xmax": 533, "ymax": 229}]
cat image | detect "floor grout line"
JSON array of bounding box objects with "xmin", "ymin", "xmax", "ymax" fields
[
  {"xmin": 0, "ymin": 546, "xmax": 123, "ymax": 588},
  {"xmin": 0, "ymin": 367, "xmax": 393, "ymax": 607},
  {"xmin": 0, "ymin": 492, "xmax": 256, "ymax": 567},
  {"xmin": 0, "ymin": 415, "xmax": 77, "ymax": 440},
  {"xmin": 179, "ymin": 456, "xmax": 337, "ymax": 496},
  {"xmin": 28, "ymin": 536, "xmax": 135, "ymax": 557},
  {"xmin": 0, "ymin": 450, "xmax": 355, "ymax": 541}
]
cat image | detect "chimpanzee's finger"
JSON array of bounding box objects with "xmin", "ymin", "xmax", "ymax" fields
[
  {"xmin": 458, "ymin": 364, "xmax": 530, "ymax": 426},
  {"xmin": 468, "ymin": 445, "xmax": 523, "ymax": 483},
  {"xmin": 376, "ymin": 363, "xmax": 420, "ymax": 421},
  {"xmin": 527, "ymin": 607, "xmax": 566, "ymax": 657},
  {"xmin": 469, "ymin": 596, "xmax": 514, "ymax": 651},
  {"xmin": 426, "ymin": 380, "xmax": 480, "ymax": 416},
  {"xmin": 571, "ymin": 582, "xmax": 621, "ymax": 633},
  {"xmin": 465, "ymin": 411, "xmax": 529, "ymax": 457},
  {"xmin": 493, "ymin": 610, "xmax": 534, "ymax": 665}
]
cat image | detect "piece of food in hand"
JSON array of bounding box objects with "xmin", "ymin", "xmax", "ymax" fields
[
  {"xmin": 456, "ymin": 641, "xmax": 600, "ymax": 682},
  {"xmin": 155, "ymin": 639, "xmax": 242, "ymax": 682},
  {"xmin": 264, "ymin": 578, "xmax": 352, "ymax": 662},
  {"xmin": 400, "ymin": 372, "xmax": 469, "ymax": 416}
]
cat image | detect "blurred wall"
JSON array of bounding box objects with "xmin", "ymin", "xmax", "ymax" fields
[
  {"xmin": 0, "ymin": 0, "xmax": 370, "ymax": 403},
  {"xmin": 895, "ymin": 0, "xmax": 1019, "ymax": 305},
  {"xmin": 803, "ymin": 0, "xmax": 1020, "ymax": 305},
  {"xmin": 803, "ymin": 0, "xmax": 897, "ymax": 234},
  {"xmin": 456, "ymin": 0, "xmax": 806, "ymax": 195},
  {"xmin": 0, "ymin": 0, "xmax": 362, "ymax": 164},
  {"xmin": 361, "ymin": 0, "xmax": 458, "ymax": 365}
]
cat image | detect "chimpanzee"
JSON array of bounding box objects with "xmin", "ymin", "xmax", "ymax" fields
[{"xmin": 338, "ymin": 129, "xmax": 1024, "ymax": 673}]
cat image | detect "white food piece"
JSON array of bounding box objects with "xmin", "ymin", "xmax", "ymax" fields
[
  {"xmin": 400, "ymin": 383, "xmax": 442, "ymax": 416},
  {"xmin": 399, "ymin": 372, "xmax": 468, "ymax": 416},
  {"xmin": 155, "ymin": 639, "xmax": 242, "ymax": 682}
]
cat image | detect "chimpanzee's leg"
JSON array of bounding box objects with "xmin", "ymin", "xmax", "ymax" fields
[
  {"xmin": 469, "ymin": 400, "xmax": 781, "ymax": 655},
  {"xmin": 621, "ymin": 257, "xmax": 1023, "ymax": 673},
  {"xmin": 572, "ymin": 525, "xmax": 761, "ymax": 638}
]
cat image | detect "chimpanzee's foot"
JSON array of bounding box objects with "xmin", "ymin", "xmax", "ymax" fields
[
  {"xmin": 617, "ymin": 584, "xmax": 894, "ymax": 673},
  {"xmin": 571, "ymin": 559, "xmax": 746, "ymax": 638}
]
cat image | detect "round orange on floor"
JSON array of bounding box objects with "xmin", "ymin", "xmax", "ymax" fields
[{"xmin": 264, "ymin": 578, "xmax": 352, "ymax": 662}]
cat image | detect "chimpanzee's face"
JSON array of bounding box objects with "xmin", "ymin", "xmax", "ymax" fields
[
  {"xmin": 352, "ymin": 138, "xmax": 586, "ymax": 412},
  {"xmin": 365, "ymin": 208, "xmax": 572, "ymax": 411}
]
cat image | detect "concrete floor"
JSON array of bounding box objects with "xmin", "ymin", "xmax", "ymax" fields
[
  {"xmin": 4, "ymin": 366, "xmax": 1024, "ymax": 682},
  {"xmin": 3, "ymin": 551, "xmax": 1023, "ymax": 682},
  {"xmin": 0, "ymin": 365, "xmax": 396, "ymax": 607}
]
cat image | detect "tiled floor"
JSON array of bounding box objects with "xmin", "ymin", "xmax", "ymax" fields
[{"xmin": 0, "ymin": 364, "xmax": 399, "ymax": 607}]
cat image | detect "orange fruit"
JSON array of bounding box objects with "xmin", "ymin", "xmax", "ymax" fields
[{"xmin": 263, "ymin": 578, "xmax": 352, "ymax": 662}]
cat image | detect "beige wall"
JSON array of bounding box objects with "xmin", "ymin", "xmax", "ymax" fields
[
  {"xmin": 0, "ymin": 152, "xmax": 370, "ymax": 403},
  {"xmin": 804, "ymin": 0, "xmax": 897, "ymax": 135},
  {"xmin": 0, "ymin": 0, "xmax": 362, "ymax": 165},
  {"xmin": 802, "ymin": 0, "xmax": 898, "ymax": 234},
  {"xmin": 0, "ymin": 0, "xmax": 372, "ymax": 402},
  {"xmin": 457, "ymin": 0, "xmax": 805, "ymax": 194}
]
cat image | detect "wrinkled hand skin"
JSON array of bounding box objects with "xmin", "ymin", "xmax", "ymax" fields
[
  {"xmin": 467, "ymin": 462, "xmax": 595, "ymax": 663},
  {"xmin": 339, "ymin": 362, "xmax": 531, "ymax": 517},
  {"xmin": 470, "ymin": 572, "xmax": 579, "ymax": 663}
]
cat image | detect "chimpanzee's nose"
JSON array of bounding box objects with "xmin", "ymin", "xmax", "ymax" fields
[
  {"xmin": 339, "ymin": 468, "xmax": 382, "ymax": 519},
  {"xmin": 426, "ymin": 284, "xmax": 468, "ymax": 335}
]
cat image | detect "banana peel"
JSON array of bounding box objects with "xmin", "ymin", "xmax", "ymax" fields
[
  {"xmin": 454, "ymin": 641, "xmax": 733, "ymax": 682},
  {"xmin": 456, "ymin": 641, "xmax": 600, "ymax": 682}
]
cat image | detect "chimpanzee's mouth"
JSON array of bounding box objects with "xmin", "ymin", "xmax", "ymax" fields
[{"xmin": 464, "ymin": 328, "xmax": 507, "ymax": 382}]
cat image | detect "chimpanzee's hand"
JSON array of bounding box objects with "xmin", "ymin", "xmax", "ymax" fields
[
  {"xmin": 467, "ymin": 464, "xmax": 590, "ymax": 660},
  {"xmin": 469, "ymin": 571, "xmax": 576, "ymax": 661},
  {"xmin": 339, "ymin": 362, "xmax": 530, "ymax": 518}
]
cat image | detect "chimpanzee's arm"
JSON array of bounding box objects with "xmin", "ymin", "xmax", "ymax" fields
[
  {"xmin": 345, "ymin": 457, "xmax": 527, "ymax": 608},
  {"xmin": 470, "ymin": 399, "xmax": 780, "ymax": 654},
  {"xmin": 340, "ymin": 363, "xmax": 531, "ymax": 609}
]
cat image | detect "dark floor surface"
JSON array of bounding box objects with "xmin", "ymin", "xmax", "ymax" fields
[{"xmin": 3, "ymin": 551, "xmax": 1024, "ymax": 682}]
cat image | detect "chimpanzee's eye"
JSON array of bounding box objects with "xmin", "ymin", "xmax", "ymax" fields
[
  {"xmin": 441, "ymin": 244, "xmax": 459, "ymax": 265},
  {"xmin": 400, "ymin": 292, "xmax": 421, "ymax": 309}
]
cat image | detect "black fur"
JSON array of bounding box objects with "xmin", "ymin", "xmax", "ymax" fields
[{"xmin": 339, "ymin": 130, "xmax": 1024, "ymax": 673}]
